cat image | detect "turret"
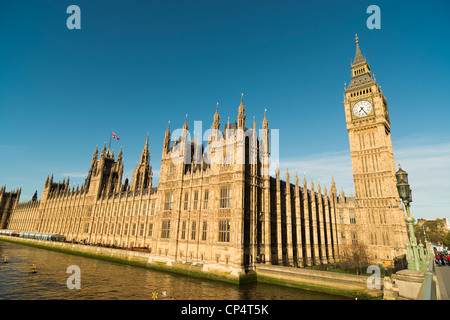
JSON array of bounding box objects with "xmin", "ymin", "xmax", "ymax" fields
[
  {"xmin": 93, "ymin": 145, "xmax": 98, "ymax": 161},
  {"xmin": 237, "ymin": 93, "xmax": 246, "ymax": 130},
  {"xmin": 262, "ymin": 109, "xmax": 268, "ymax": 130},
  {"xmin": 100, "ymin": 142, "xmax": 107, "ymax": 159},
  {"xmin": 117, "ymin": 147, "xmax": 123, "ymax": 163},
  {"xmin": 330, "ymin": 175, "xmax": 337, "ymax": 197},
  {"xmin": 212, "ymin": 102, "xmax": 220, "ymax": 130},
  {"xmin": 339, "ymin": 187, "xmax": 346, "ymax": 203},
  {"xmin": 84, "ymin": 145, "xmax": 99, "ymax": 190},
  {"xmin": 131, "ymin": 134, "xmax": 153, "ymax": 191},
  {"xmin": 32, "ymin": 190, "xmax": 38, "ymax": 202},
  {"xmin": 163, "ymin": 122, "xmax": 171, "ymax": 154}
]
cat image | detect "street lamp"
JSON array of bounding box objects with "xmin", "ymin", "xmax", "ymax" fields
[
  {"xmin": 395, "ymin": 164, "xmax": 428, "ymax": 271},
  {"xmin": 395, "ymin": 164, "xmax": 412, "ymax": 217}
]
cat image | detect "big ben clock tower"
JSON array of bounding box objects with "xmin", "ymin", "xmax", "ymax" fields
[{"xmin": 343, "ymin": 35, "xmax": 408, "ymax": 261}]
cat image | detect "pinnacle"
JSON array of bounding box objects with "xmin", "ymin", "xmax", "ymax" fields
[{"xmin": 352, "ymin": 34, "xmax": 366, "ymax": 66}]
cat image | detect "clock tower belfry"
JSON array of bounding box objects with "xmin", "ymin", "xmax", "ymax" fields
[{"xmin": 343, "ymin": 34, "xmax": 407, "ymax": 261}]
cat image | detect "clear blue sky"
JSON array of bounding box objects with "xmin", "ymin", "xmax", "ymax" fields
[{"xmin": 1, "ymin": 0, "xmax": 449, "ymax": 220}]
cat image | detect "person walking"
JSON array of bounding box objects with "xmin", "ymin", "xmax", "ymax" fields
[{"xmin": 436, "ymin": 253, "xmax": 442, "ymax": 266}]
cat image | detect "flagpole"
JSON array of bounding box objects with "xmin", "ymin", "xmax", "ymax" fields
[{"xmin": 109, "ymin": 129, "xmax": 112, "ymax": 150}]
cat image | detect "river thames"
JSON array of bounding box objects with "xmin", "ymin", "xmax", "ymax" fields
[{"xmin": 0, "ymin": 240, "xmax": 349, "ymax": 300}]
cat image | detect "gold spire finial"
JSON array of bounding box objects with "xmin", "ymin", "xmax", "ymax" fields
[{"xmin": 355, "ymin": 33, "xmax": 359, "ymax": 44}]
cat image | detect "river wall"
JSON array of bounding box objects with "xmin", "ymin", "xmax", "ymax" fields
[{"xmin": 0, "ymin": 236, "xmax": 380, "ymax": 298}]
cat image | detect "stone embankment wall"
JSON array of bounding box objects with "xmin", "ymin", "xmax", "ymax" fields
[{"xmin": 256, "ymin": 264, "xmax": 381, "ymax": 298}]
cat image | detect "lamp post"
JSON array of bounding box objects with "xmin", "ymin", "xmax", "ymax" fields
[
  {"xmin": 422, "ymin": 226, "xmax": 435, "ymax": 260},
  {"xmin": 395, "ymin": 164, "xmax": 423, "ymax": 271}
]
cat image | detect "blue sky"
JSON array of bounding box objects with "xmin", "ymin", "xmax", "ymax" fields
[{"xmin": 0, "ymin": 0, "xmax": 449, "ymax": 220}]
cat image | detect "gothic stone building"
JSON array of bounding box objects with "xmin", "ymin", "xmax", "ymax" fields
[{"xmin": 1, "ymin": 37, "xmax": 408, "ymax": 278}]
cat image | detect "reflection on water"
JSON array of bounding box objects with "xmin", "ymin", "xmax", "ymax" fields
[{"xmin": 0, "ymin": 241, "xmax": 348, "ymax": 300}]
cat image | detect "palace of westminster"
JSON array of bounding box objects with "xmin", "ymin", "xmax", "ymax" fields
[{"xmin": 0, "ymin": 36, "xmax": 408, "ymax": 276}]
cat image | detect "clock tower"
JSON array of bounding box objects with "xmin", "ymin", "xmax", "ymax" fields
[{"xmin": 343, "ymin": 35, "xmax": 408, "ymax": 261}]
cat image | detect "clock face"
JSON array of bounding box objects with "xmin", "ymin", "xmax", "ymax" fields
[{"xmin": 352, "ymin": 100, "xmax": 373, "ymax": 118}]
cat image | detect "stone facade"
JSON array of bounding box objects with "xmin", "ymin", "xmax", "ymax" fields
[
  {"xmin": 2, "ymin": 36, "xmax": 408, "ymax": 276},
  {"xmin": 0, "ymin": 186, "xmax": 21, "ymax": 229}
]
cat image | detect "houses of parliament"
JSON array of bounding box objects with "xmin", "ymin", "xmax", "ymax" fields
[{"xmin": 0, "ymin": 36, "xmax": 408, "ymax": 277}]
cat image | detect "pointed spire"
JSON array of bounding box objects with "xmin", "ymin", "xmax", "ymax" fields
[
  {"xmin": 237, "ymin": 93, "xmax": 246, "ymax": 129},
  {"xmin": 353, "ymin": 33, "xmax": 365, "ymax": 65},
  {"xmin": 252, "ymin": 116, "xmax": 256, "ymax": 130},
  {"xmin": 239, "ymin": 93, "xmax": 245, "ymax": 112},
  {"xmin": 164, "ymin": 121, "xmax": 171, "ymax": 153},
  {"xmin": 166, "ymin": 121, "xmax": 171, "ymax": 136},
  {"xmin": 101, "ymin": 142, "xmax": 107, "ymax": 157},
  {"xmin": 183, "ymin": 114, "xmax": 188, "ymax": 130},
  {"xmin": 262, "ymin": 110, "xmax": 268, "ymax": 130},
  {"xmin": 118, "ymin": 146, "xmax": 123, "ymax": 161},
  {"xmin": 213, "ymin": 102, "xmax": 220, "ymax": 130},
  {"xmin": 139, "ymin": 134, "xmax": 150, "ymax": 165}
]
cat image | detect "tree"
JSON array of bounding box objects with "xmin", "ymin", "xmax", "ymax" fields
[
  {"xmin": 339, "ymin": 242, "xmax": 371, "ymax": 275},
  {"xmin": 443, "ymin": 232, "xmax": 450, "ymax": 248},
  {"xmin": 416, "ymin": 220, "xmax": 449, "ymax": 246}
]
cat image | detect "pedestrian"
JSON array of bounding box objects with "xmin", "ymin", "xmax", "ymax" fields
[{"xmin": 436, "ymin": 253, "xmax": 442, "ymax": 266}]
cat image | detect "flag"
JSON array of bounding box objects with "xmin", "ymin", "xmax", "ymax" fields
[{"xmin": 112, "ymin": 131, "xmax": 120, "ymax": 141}]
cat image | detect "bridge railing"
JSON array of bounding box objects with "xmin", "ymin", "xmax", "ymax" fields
[{"xmin": 416, "ymin": 259, "xmax": 438, "ymax": 300}]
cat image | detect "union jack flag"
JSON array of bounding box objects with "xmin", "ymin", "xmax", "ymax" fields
[{"xmin": 112, "ymin": 131, "xmax": 120, "ymax": 140}]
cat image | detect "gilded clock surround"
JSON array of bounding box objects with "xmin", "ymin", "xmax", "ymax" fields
[{"xmin": 351, "ymin": 98, "xmax": 375, "ymax": 120}]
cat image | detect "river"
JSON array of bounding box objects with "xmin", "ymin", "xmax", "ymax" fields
[{"xmin": 0, "ymin": 240, "xmax": 349, "ymax": 300}]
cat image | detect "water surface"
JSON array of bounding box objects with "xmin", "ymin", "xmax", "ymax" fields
[{"xmin": 0, "ymin": 240, "xmax": 348, "ymax": 300}]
